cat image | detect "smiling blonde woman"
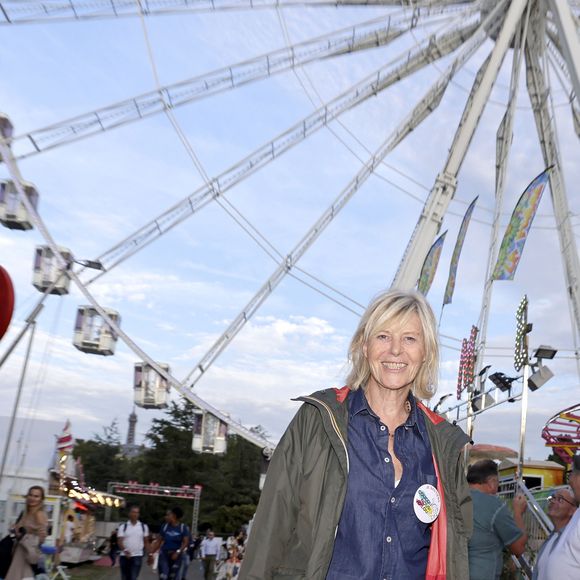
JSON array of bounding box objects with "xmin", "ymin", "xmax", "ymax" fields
[{"xmin": 240, "ymin": 289, "xmax": 473, "ymax": 580}]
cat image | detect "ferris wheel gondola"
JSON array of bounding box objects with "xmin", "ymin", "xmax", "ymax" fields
[
  {"xmin": 73, "ymin": 306, "xmax": 120, "ymax": 356},
  {"xmin": 33, "ymin": 245, "xmax": 72, "ymax": 295},
  {"xmin": 0, "ymin": 180, "xmax": 38, "ymax": 231},
  {"xmin": 134, "ymin": 362, "xmax": 171, "ymax": 409}
]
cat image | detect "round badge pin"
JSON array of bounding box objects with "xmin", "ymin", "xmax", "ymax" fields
[{"xmin": 413, "ymin": 484, "xmax": 441, "ymax": 524}]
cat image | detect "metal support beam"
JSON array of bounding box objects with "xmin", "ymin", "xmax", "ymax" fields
[
  {"xmin": 0, "ymin": 0, "xmax": 476, "ymax": 24},
  {"xmin": 475, "ymin": 0, "xmax": 530, "ymax": 399},
  {"xmin": 10, "ymin": 9, "xmax": 437, "ymax": 160},
  {"xmin": 525, "ymin": 10, "xmax": 580, "ymax": 341},
  {"xmin": 547, "ymin": 0, "xmax": 580, "ymax": 102},
  {"xmin": 392, "ymin": 0, "xmax": 528, "ymax": 289}
]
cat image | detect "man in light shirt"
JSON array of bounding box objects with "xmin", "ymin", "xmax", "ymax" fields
[
  {"xmin": 200, "ymin": 530, "xmax": 222, "ymax": 580},
  {"xmin": 117, "ymin": 505, "xmax": 151, "ymax": 580},
  {"xmin": 533, "ymin": 487, "xmax": 576, "ymax": 579},
  {"xmin": 543, "ymin": 454, "xmax": 580, "ymax": 579}
]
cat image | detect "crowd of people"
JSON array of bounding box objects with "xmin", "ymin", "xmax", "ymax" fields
[{"xmin": 107, "ymin": 505, "xmax": 247, "ymax": 580}]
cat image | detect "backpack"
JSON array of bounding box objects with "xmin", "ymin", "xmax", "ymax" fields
[{"xmin": 121, "ymin": 522, "xmax": 146, "ymax": 535}]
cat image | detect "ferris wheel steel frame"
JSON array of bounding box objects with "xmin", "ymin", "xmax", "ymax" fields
[
  {"xmin": 0, "ymin": 0, "xmax": 479, "ymax": 25},
  {"xmin": 1, "ymin": 0, "xmax": 579, "ymax": 451}
]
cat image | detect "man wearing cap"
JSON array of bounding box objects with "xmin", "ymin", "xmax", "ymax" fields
[
  {"xmin": 533, "ymin": 487, "xmax": 576, "ymax": 579},
  {"xmin": 467, "ymin": 460, "xmax": 528, "ymax": 580},
  {"xmin": 543, "ymin": 454, "xmax": 580, "ymax": 579}
]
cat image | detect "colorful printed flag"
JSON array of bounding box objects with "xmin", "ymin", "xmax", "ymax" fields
[
  {"xmin": 492, "ymin": 169, "xmax": 551, "ymax": 280},
  {"xmin": 417, "ymin": 231, "xmax": 447, "ymax": 295},
  {"xmin": 444, "ymin": 196, "xmax": 478, "ymax": 305}
]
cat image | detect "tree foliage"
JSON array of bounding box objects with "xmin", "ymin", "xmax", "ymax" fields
[
  {"xmin": 74, "ymin": 419, "xmax": 129, "ymax": 492},
  {"xmin": 75, "ymin": 401, "xmax": 263, "ymax": 534}
]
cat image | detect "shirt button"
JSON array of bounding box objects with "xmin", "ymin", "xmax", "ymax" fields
[
  {"xmin": 384, "ymin": 457, "xmax": 390, "ymax": 463},
  {"xmin": 380, "ymin": 425, "xmax": 386, "ymax": 431},
  {"xmin": 390, "ymin": 497, "xmax": 396, "ymax": 504},
  {"xmin": 386, "ymin": 536, "xmax": 392, "ymax": 543}
]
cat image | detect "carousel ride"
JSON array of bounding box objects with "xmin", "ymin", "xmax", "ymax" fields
[{"xmin": 0, "ymin": 0, "xmax": 579, "ymax": 466}]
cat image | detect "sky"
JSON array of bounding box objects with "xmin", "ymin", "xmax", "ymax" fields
[{"xmin": 0, "ymin": 1, "xmax": 579, "ymax": 476}]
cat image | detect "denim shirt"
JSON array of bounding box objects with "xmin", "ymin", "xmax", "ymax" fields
[{"xmin": 326, "ymin": 388, "xmax": 437, "ymax": 580}]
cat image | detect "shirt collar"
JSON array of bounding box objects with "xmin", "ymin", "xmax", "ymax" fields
[{"xmin": 349, "ymin": 388, "xmax": 429, "ymax": 443}]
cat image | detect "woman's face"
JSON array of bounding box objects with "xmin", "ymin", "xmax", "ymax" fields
[
  {"xmin": 26, "ymin": 488, "xmax": 44, "ymax": 508},
  {"xmin": 363, "ymin": 312, "xmax": 426, "ymax": 394}
]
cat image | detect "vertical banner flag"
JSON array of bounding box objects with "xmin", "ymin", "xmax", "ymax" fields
[
  {"xmin": 417, "ymin": 231, "xmax": 447, "ymax": 295},
  {"xmin": 492, "ymin": 168, "xmax": 551, "ymax": 280},
  {"xmin": 444, "ymin": 197, "xmax": 478, "ymax": 305}
]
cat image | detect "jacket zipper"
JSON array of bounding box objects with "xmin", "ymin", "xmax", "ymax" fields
[{"xmin": 302, "ymin": 395, "xmax": 349, "ymax": 473}]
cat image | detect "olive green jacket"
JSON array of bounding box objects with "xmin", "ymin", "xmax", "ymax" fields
[{"xmin": 239, "ymin": 387, "xmax": 472, "ymax": 579}]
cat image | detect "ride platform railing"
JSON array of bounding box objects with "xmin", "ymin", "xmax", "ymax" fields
[{"xmin": 498, "ymin": 478, "xmax": 555, "ymax": 579}]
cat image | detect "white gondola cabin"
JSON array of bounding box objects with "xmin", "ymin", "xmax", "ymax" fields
[
  {"xmin": 33, "ymin": 245, "xmax": 72, "ymax": 295},
  {"xmin": 73, "ymin": 306, "xmax": 120, "ymax": 356},
  {"xmin": 134, "ymin": 363, "xmax": 170, "ymax": 409},
  {"xmin": 192, "ymin": 410, "xmax": 228, "ymax": 455},
  {"xmin": 0, "ymin": 114, "xmax": 13, "ymax": 141},
  {"xmin": 0, "ymin": 180, "xmax": 39, "ymax": 231}
]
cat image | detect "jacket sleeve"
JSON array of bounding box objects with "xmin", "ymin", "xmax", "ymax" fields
[
  {"xmin": 239, "ymin": 405, "xmax": 310, "ymax": 580},
  {"xmin": 455, "ymin": 448, "xmax": 473, "ymax": 539}
]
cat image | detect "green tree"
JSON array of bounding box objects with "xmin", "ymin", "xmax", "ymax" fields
[
  {"xmin": 134, "ymin": 400, "xmax": 263, "ymax": 533},
  {"xmin": 73, "ymin": 420, "xmax": 130, "ymax": 493}
]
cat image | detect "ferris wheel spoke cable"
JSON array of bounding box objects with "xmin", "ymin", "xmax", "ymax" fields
[
  {"xmin": 180, "ymin": 22, "xmax": 497, "ymax": 388},
  {"xmin": 81, "ymin": 18, "xmax": 481, "ymax": 284},
  {"xmin": 0, "ymin": 0, "xmax": 476, "ymax": 24},
  {"xmin": 274, "ymin": 4, "xmax": 469, "ymax": 213},
  {"xmin": 272, "ymin": 5, "xmax": 549, "ymax": 226},
  {"xmin": 9, "ymin": 6, "xmax": 451, "ymax": 159},
  {"xmin": 0, "ymin": 140, "xmax": 274, "ymax": 450},
  {"xmin": 134, "ymin": 0, "xmax": 364, "ymax": 318}
]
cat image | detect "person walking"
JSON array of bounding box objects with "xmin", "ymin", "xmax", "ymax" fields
[
  {"xmin": 117, "ymin": 505, "xmax": 151, "ymax": 580},
  {"xmin": 533, "ymin": 487, "xmax": 577, "ymax": 579},
  {"xmin": 153, "ymin": 507, "xmax": 189, "ymax": 580},
  {"xmin": 200, "ymin": 530, "xmax": 222, "ymax": 580},
  {"xmin": 6, "ymin": 486, "xmax": 48, "ymax": 580},
  {"xmin": 467, "ymin": 460, "xmax": 528, "ymax": 580}
]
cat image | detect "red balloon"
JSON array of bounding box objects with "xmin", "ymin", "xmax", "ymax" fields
[{"xmin": 0, "ymin": 265, "xmax": 15, "ymax": 339}]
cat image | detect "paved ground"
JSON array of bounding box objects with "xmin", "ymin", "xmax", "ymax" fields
[{"xmin": 66, "ymin": 558, "xmax": 206, "ymax": 580}]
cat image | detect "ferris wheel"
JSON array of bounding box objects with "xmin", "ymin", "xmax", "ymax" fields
[{"xmin": 0, "ymin": 0, "xmax": 579, "ymax": 456}]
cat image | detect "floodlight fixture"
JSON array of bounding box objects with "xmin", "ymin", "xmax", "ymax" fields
[
  {"xmin": 479, "ymin": 364, "xmax": 492, "ymax": 377},
  {"xmin": 534, "ymin": 345, "xmax": 557, "ymax": 360},
  {"xmin": 472, "ymin": 392, "xmax": 494, "ymax": 412},
  {"xmin": 528, "ymin": 364, "xmax": 554, "ymax": 391},
  {"xmin": 434, "ymin": 393, "xmax": 453, "ymax": 413},
  {"xmin": 489, "ymin": 372, "xmax": 519, "ymax": 392}
]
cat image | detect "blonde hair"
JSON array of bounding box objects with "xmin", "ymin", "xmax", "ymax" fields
[{"xmin": 346, "ymin": 289, "xmax": 439, "ymax": 400}]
